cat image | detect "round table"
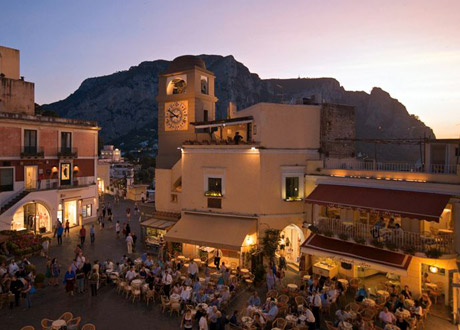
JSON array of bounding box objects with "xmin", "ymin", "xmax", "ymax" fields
[
  {"xmin": 338, "ymin": 279, "xmax": 349, "ymax": 287},
  {"xmin": 177, "ymin": 255, "xmax": 186, "ymax": 261},
  {"xmin": 51, "ymin": 319, "xmax": 67, "ymax": 330},
  {"xmin": 199, "ymin": 277, "xmax": 206, "ymax": 283},
  {"xmin": 362, "ymin": 298, "xmax": 376, "ymax": 307},
  {"xmin": 193, "ymin": 258, "xmax": 202, "ymax": 264},
  {"xmin": 303, "ymin": 275, "xmax": 311, "ymax": 281},
  {"xmin": 240, "ymin": 268, "xmax": 249, "ymax": 274},
  {"xmin": 131, "ymin": 279, "xmax": 143, "ymax": 288},
  {"xmin": 377, "ymin": 290, "xmax": 390, "ymax": 298},
  {"xmin": 287, "ymin": 283, "xmax": 298, "ymax": 291}
]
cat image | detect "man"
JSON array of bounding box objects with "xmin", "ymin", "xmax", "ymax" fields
[
  {"xmin": 162, "ymin": 270, "xmax": 173, "ymax": 296},
  {"xmin": 213, "ymin": 249, "xmax": 223, "ymax": 268},
  {"xmin": 126, "ymin": 267, "xmax": 137, "ymax": 282},
  {"xmin": 64, "ymin": 220, "xmax": 70, "ymax": 237},
  {"xmin": 312, "ymin": 291, "xmax": 322, "ymax": 329},
  {"xmin": 115, "ymin": 221, "xmax": 120, "ymax": 239},
  {"xmin": 304, "ymin": 307, "xmax": 316, "ymax": 330},
  {"xmin": 234, "ymin": 131, "xmax": 243, "ymax": 145},
  {"xmin": 248, "ymin": 291, "xmax": 261, "ymax": 307},
  {"xmin": 79, "ymin": 225, "xmax": 86, "ymax": 245},
  {"xmin": 401, "ymin": 285, "xmax": 412, "ymax": 299},
  {"xmin": 56, "ymin": 223, "xmax": 64, "ymax": 245},
  {"xmin": 10, "ymin": 275, "xmax": 23, "ymax": 307},
  {"xmin": 8, "ymin": 259, "xmax": 19, "ymax": 275},
  {"xmin": 126, "ymin": 233, "xmax": 134, "ymax": 254},
  {"xmin": 90, "ymin": 224, "xmax": 95, "ymax": 244},
  {"xmin": 188, "ymin": 260, "xmax": 199, "ymax": 280},
  {"xmin": 379, "ymin": 307, "xmax": 396, "ymax": 326}
]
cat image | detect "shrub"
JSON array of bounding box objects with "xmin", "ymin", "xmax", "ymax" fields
[
  {"xmin": 254, "ymin": 264, "xmax": 266, "ymax": 284},
  {"xmin": 425, "ymin": 249, "xmax": 443, "ymax": 259},
  {"xmin": 371, "ymin": 239, "xmax": 384, "ymax": 248},
  {"xmin": 385, "ymin": 242, "xmax": 397, "ymax": 251},
  {"xmin": 35, "ymin": 273, "xmax": 45, "ymax": 283},
  {"xmin": 403, "ymin": 246, "xmax": 416, "ymax": 255},
  {"xmin": 354, "ymin": 237, "xmax": 366, "ymax": 245},
  {"xmin": 308, "ymin": 225, "xmax": 319, "ymax": 234},
  {"xmin": 324, "ymin": 231, "xmax": 333, "ymax": 237},
  {"xmin": 339, "ymin": 233, "xmax": 349, "ymax": 241}
]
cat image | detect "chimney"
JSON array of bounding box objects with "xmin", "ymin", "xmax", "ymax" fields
[{"xmin": 227, "ymin": 102, "xmax": 237, "ymax": 119}]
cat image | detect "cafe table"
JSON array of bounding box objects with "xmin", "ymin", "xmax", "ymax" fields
[
  {"xmin": 377, "ymin": 290, "xmax": 390, "ymax": 298},
  {"xmin": 287, "ymin": 283, "xmax": 298, "ymax": 291},
  {"xmin": 177, "ymin": 255, "xmax": 186, "ymax": 261},
  {"xmin": 240, "ymin": 268, "xmax": 249, "ymax": 274},
  {"xmin": 338, "ymin": 279, "xmax": 349, "ymax": 287},
  {"xmin": 362, "ymin": 298, "xmax": 376, "ymax": 307},
  {"xmin": 170, "ymin": 293, "xmax": 180, "ymax": 302},
  {"xmin": 51, "ymin": 319, "xmax": 67, "ymax": 330},
  {"xmin": 303, "ymin": 275, "xmax": 311, "ymax": 281},
  {"xmin": 131, "ymin": 279, "xmax": 143, "ymax": 289}
]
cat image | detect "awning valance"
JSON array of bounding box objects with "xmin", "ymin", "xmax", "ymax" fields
[
  {"xmin": 140, "ymin": 218, "xmax": 176, "ymax": 230},
  {"xmin": 305, "ymin": 184, "xmax": 450, "ymax": 222},
  {"xmin": 301, "ymin": 234, "xmax": 412, "ymax": 276},
  {"xmin": 164, "ymin": 213, "xmax": 257, "ymax": 251}
]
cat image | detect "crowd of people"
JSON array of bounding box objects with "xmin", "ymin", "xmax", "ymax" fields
[{"xmin": 0, "ymin": 257, "xmax": 35, "ymax": 308}]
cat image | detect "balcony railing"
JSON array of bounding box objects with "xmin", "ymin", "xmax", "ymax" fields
[
  {"xmin": 20, "ymin": 146, "xmax": 44, "ymax": 158},
  {"xmin": 58, "ymin": 147, "xmax": 78, "ymax": 158},
  {"xmin": 313, "ymin": 217, "xmax": 455, "ymax": 255},
  {"xmin": 324, "ymin": 159, "xmax": 457, "ymax": 175}
]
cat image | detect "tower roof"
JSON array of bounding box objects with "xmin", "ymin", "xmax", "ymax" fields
[{"xmin": 163, "ymin": 55, "xmax": 207, "ymax": 74}]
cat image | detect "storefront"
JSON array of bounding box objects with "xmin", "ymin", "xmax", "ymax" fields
[
  {"xmin": 279, "ymin": 224, "xmax": 305, "ymax": 266},
  {"xmin": 164, "ymin": 212, "xmax": 257, "ymax": 267},
  {"xmin": 140, "ymin": 218, "xmax": 176, "ymax": 249},
  {"xmin": 63, "ymin": 200, "xmax": 78, "ymax": 226},
  {"xmin": 11, "ymin": 202, "xmax": 52, "ymax": 233}
]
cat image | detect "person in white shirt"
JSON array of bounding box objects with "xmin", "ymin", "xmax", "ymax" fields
[
  {"xmin": 379, "ymin": 307, "xmax": 396, "ymax": 325},
  {"xmin": 8, "ymin": 260, "xmax": 19, "ymax": 275},
  {"xmin": 304, "ymin": 308, "xmax": 316, "ymax": 330},
  {"xmin": 188, "ymin": 260, "xmax": 198, "ymax": 280},
  {"xmin": 180, "ymin": 285, "xmax": 191, "ymax": 302},
  {"xmin": 312, "ymin": 292, "xmax": 322, "ymax": 329},
  {"xmin": 162, "ymin": 270, "xmax": 173, "ymax": 296},
  {"xmin": 199, "ymin": 312, "xmax": 208, "ymax": 330},
  {"xmin": 125, "ymin": 267, "xmax": 137, "ymax": 282},
  {"xmin": 126, "ymin": 234, "xmax": 133, "ymax": 254}
]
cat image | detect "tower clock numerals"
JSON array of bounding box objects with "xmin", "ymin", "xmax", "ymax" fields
[{"xmin": 165, "ymin": 101, "xmax": 188, "ymax": 131}]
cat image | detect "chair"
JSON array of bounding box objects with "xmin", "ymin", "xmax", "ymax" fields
[
  {"xmin": 20, "ymin": 326, "xmax": 35, "ymax": 330},
  {"xmin": 41, "ymin": 318, "xmax": 54, "ymax": 330},
  {"xmin": 345, "ymin": 302, "xmax": 361, "ymax": 313},
  {"xmin": 81, "ymin": 324, "xmax": 96, "ymax": 330},
  {"xmin": 145, "ymin": 289, "xmax": 155, "ymax": 306},
  {"xmin": 278, "ymin": 294, "xmax": 290, "ymax": 304},
  {"xmin": 170, "ymin": 301, "xmax": 181, "ymax": 316},
  {"xmin": 58, "ymin": 312, "xmax": 74, "ymax": 323},
  {"xmin": 295, "ymin": 296, "xmax": 307, "ymax": 307},
  {"xmin": 0, "ymin": 293, "xmax": 9, "ymax": 309},
  {"xmin": 124, "ymin": 285, "xmax": 132, "ymax": 299},
  {"xmin": 161, "ymin": 296, "xmax": 171, "ymax": 313},
  {"xmin": 326, "ymin": 321, "xmax": 338, "ymax": 330},
  {"xmin": 117, "ymin": 280, "xmax": 126, "ymax": 294},
  {"xmin": 360, "ymin": 308, "xmax": 376, "ymax": 322},
  {"xmin": 267, "ymin": 289, "xmax": 279, "ymax": 299},
  {"xmin": 272, "ymin": 318, "xmax": 288, "ymax": 330},
  {"xmin": 67, "ymin": 317, "xmax": 81, "ymax": 330},
  {"xmin": 131, "ymin": 288, "xmax": 141, "ymax": 303}
]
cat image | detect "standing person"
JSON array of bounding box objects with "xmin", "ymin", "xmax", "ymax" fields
[
  {"xmin": 64, "ymin": 220, "xmax": 70, "ymax": 237},
  {"xmin": 79, "ymin": 225, "xmax": 86, "ymax": 245},
  {"xmin": 141, "ymin": 191, "xmax": 146, "ymax": 203},
  {"xmin": 199, "ymin": 311, "xmax": 208, "ymax": 330},
  {"xmin": 213, "ymin": 249, "xmax": 222, "ymax": 268},
  {"xmin": 90, "ymin": 225, "xmax": 95, "ymax": 244},
  {"xmin": 102, "ymin": 205, "xmax": 106, "ymax": 218},
  {"xmin": 126, "ymin": 233, "xmax": 134, "ymax": 254},
  {"xmin": 56, "ymin": 223, "xmax": 64, "ymax": 245},
  {"xmin": 42, "ymin": 238, "xmax": 50, "ymax": 257},
  {"xmin": 76, "ymin": 267, "xmax": 85, "ymax": 293},
  {"xmin": 126, "ymin": 207, "xmax": 131, "ymax": 222},
  {"xmin": 90, "ymin": 264, "xmax": 99, "ymax": 296},
  {"xmin": 162, "ymin": 270, "xmax": 173, "ymax": 296},
  {"xmin": 125, "ymin": 223, "xmax": 131, "ymax": 237},
  {"xmin": 50, "ymin": 258, "xmax": 60, "ymax": 286},
  {"xmin": 10, "ymin": 275, "xmax": 23, "ymax": 307},
  {"xmin": 181, "ymin": 309, "xmax": 193, "ymax": 330},
  {"xmin": 64, "ymin": 266, "xmax": 76, "ymax": 296},
  {"xmin": 312, "ymin": 291, "xmax": 322, "ymax": 329},
  {"xmin": 115, "ymin": 221, "xmax": 120, "ymax": 239},
  {"xmin": 266, "ymin": 269, "xmax": 275, "ymax": 290},
  {"xmin": 107, "ymin": 203, "xmax": 112, "ymax": 216},
  {"xmin": 22, "ymin": 279, "xmax": 32, "ymax": 308}
]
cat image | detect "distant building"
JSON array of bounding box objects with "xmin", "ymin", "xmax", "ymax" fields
[
  {"xmin": 100, "ymin": 145, "xmax": 122, "ymax": 162},
  {"xmin": 0, "ymin": 46, "xmax": 99, "ymax": 232}
]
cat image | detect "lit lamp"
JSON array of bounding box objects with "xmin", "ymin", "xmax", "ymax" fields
[
  {"xmin": 245, "ymin": 235, "xmax": 254, "ymax": 246},
  {"xmin": 51, "ymin": 166, "xmax": 58, "ymax": 177},
  {"xmin": 429, "ymin": 266, "xmax": 438, "ymax": 274},
  {"xmin": 73, "ymin": 165, "xmax": 80, "ymax": 173}
]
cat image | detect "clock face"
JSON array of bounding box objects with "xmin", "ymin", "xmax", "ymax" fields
[{"xmin": 165, "ymin": 102, "xmax": 188, "ymax": 131}]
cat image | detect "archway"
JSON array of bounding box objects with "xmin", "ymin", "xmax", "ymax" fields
[
  {"xmin": 12, "ymin": 201, "xmax": 52, "ymax": 233},
  {"xmin": 280, "ymin": 224, "xmax": 305, "ymax": 265}
]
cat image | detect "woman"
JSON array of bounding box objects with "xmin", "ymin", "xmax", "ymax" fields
[
  {"xmin": 45, "ymin": 258, "xmax": 52, "ymax": 285},
  {"xmin": 266, "ymin": 268, "xmax": 275, "ymax": 290},
  {"xmin": 90, "ymin": 264, "xmax": 99, "ymax": 296},
  {"xmin": 22, "ymin": 279, "xmax": 32, "ymax": 308},
  {"xmin": 64, "ymin": 266, "xmax": 76, "ymax": 296},
  {"xmin": 50, "ymin": 258, "xmax": 60, "ymax": 286},
  {"xmin": 181, "ymin": 309, "xmax": 193, "ymax": 330}
]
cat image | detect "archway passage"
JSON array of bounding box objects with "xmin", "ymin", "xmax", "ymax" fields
[
  {"xmin": 12, "ymin": 202, "xmax": 52, "ymax": 234},
  {"xmin": 280, "ymin": 224, "xmax": 305, "ymax": 266}
]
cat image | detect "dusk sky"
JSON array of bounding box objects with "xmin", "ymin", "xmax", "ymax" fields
[{"xmin": 2, "ymin": 0, "xmax": 459, "ymax": 138}]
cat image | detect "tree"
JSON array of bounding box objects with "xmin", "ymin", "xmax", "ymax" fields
[{"xmin": 262, "ymin": 229, "xmax": 280, "ymax": 263}]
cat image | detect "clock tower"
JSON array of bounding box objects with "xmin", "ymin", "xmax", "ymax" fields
[{"xmin": 156, "ymin": 55, "xmax": 218, "ymax": 169}]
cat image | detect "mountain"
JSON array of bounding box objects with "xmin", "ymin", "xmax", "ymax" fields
[{"xmin": 43, "ymin": 55, "xmax": 434, "ymax": 161}]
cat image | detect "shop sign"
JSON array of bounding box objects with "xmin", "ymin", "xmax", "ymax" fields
[{"xmin": 336, "ymin": 257, "xmax": 372, "ymax": 269}]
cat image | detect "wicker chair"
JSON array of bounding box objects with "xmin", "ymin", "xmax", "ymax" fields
[
  {"xmin": 278, "ymin": 294, "xmax": 290, "ymax": 304},
  {"xmin": 41, "ymin": 318, "xmax": 54, "ymax": 330},
  {"xmin": 295, "ymin": 296, "xmax": 307, "ymax": 308},
  {"xmin": 326, "ymin": 321, "xmax": 338, "ymax": 330},
  {"xmin": 145, "ymin": 289, "xmax": 155, "ymax": 306},
  {"xmin": 20, "ymin": 326, "xmax": 35, "ymax": 330},
  {"xmin": 170, "ymin": 301, "xmax": 181, "ymax": 316},
  {"xmin": 67, "ymin": 317, "xmax": 81, "ymax": 330},
  {"xmin": 131, "ymin": 288, "xmax": 141, "ymax": 303},
  {"xmin": 267, "ymin": 289, "xmax": 279, "ymax": 299},
  {"xmin": 272, "ymin": 318, "xmax": 288, "ymax": 330},
  {"xmin": 345, "ymin": 302, "xmax": 361, "ymax": 313},
  {"xmin": 81, "ymin": 324, "xmax": 96, "ymax": 330},
  {"xmin": 58, "ymin": 312, "xmax": 74, "ymax": 323},
  {"xmin": 161, "ymin": 296, "xmax": 171, "ymax": 313}
]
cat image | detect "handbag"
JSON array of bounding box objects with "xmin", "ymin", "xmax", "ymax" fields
[{"xmin": 30, "ymin": 286, "xmax": 36, "ymax": 294}]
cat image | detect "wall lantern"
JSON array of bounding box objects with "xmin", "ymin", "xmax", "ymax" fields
[
  {"xmin": 429, "ymin": 266, "xmax": 439, "ymax": 274},
  {"xmin": 73, "ymin": 165, "xmax": 80, "ymax": 173}
]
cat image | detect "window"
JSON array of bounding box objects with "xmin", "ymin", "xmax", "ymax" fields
[
  {"xmin": 206, "ymin": 177, "xmax": 222, "ymax": 196},
  {"xmin": 82, "ymin": 204, "xmax": 92, "ymax": 218},
  {"xmin": 0, "ymin": 168, "xmax": 14, "ymax": 192},
  {"xmin": 24, "ymin": 129, "xmax": 37, "ymax": 154},
  {"xmin": 201, "ymin": 76, "xmax": 209, "ymax": 95},
  {"xmin": 204, "ymin": 110, "xmax": 209, "ymax": 122},
  {"xmin": 61, "ymin": 132, "xmax": 72, "ymax": 150},
  {"xmin": 60, "ymin": 163, "xmax": 71, "ymax": 185},
  {"xmin": 285, "ymin": 177, "xmax": 300, "ymax": 200}
]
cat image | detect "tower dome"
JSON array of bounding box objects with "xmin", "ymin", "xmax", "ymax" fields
[{"xmin": 164, "ymin": 55, "xmax": 206, "ymax": 73}]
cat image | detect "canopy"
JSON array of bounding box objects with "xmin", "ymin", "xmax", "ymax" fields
[
  {"xmin": 301, "ymin": 234, "xmax": 412, "ymax": 276},
  {"xmin": 164, "ymin": 213, "xmax": 257, "ymax": 251},
  {"xmin": 305, "ymin": 184, "xmax": 450, "ymax": 222},
  {"xmin": 140, "ymin": 218, "xmax": 176, "ymax": 230}
]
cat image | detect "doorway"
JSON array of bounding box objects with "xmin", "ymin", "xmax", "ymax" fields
[
  {"xmin": 281, "ymin": 224, "xmax": 305, "ymax": 265},
  {"xmin": 11, "ymin": 202, "xmax": 52, "ymax": 233},
  {"xmin": 24, "ymin": 166, "xmax": 37, "ymax": 190},
  {"xmin": 64, "ymin": 200, "xmax": 78, "ymax": 226}
]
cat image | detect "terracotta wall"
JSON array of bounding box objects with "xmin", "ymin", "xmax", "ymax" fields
[
  {"xmin": 73, "ymin": 159, "xmax": 95, "ymax": 177},
  {"xmin": 73, "ymin": 131, "xmax": 97, "ymax": 157},
  {"xmin": 0, "ymin": 127, "xmax": 20, "ymax": 156},
  {"xmin": 40, "ymin": 129, "xmax": 58, "ymax": 155}
]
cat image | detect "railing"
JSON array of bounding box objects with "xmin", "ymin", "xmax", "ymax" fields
[
  {"xmin": 313, "ymin": 217, "xmax": 455, "ymax": 255},
  {"xmin": 324, "ymin": 159, "xmax": 457, "ymax": 175},
  {"xmin": 20, "ymin": 146, "xmax": 44, "ymax": 158},
  {"xmin": 58, "ymin": 147, "xmax": 78, "ymax": 158}
]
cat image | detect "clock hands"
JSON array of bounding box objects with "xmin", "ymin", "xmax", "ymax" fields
[{"xmin": 168, "ymin": 109, "xmax": 179, "ymax": 118}]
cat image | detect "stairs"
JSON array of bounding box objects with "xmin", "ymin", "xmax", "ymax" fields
[{"xmin": 0, "ymin": 190, "xmax": 30, "ymax": 215}]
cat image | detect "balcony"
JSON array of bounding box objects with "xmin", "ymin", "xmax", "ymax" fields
[
  {"xmin": 58, "ymin": 147, "xmax": 78, "ymax": 158},
  {"xmin": 324, "ymin": 159, "xmax": 458, "ymax": 175},
  {"xmin": 312, "ymin": 217, "xmax": 455, "ymax": 256},
  {"xmin": 20, "ymin": 146, "xmax": 44, "ymax": 158}
]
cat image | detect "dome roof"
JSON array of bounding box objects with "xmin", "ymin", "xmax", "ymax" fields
[{"xmin": 164, "ymin": 55, "xmax": 206, "ymax": 73}]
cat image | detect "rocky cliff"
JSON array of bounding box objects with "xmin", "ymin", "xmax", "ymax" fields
[{"xmin": 44, "ymin": 55, "xmax": 434, "ymax": 161}]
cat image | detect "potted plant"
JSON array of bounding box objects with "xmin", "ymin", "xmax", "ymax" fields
[
  {"xmin": 385, "ymin": 242, "xmax": 397, "ymax": 251},
  {"xmin": 254, "ymin": 264, "xmax": 266, "ymax": 286},
  {"xmin": 371, "ymin": 239, "xmax": 384, "ymax": 248},
  {"xmin": 324, "ymin": 231, "xmax": 334, "ymax": 237},
  {"xmin": 34, "ymin": 273, "xmax": 45, "ymax": 288},
  {"xmin": 339, "ymin": 233, "xmax": 349, "ymax": 241},
  {"xmin": 425, "ymin": 248, "xmax": 443, "ymax": 259},
  {"xmin": 354, "ymin": 237, "xmax": 366, "ymax": 245}
]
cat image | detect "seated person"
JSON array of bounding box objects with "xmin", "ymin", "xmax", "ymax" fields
[
  {"xmin": 378, "ymin": 307, "xmax": 396, "ymax": 325},
  {"xmin": 401, "ymin": 285, "xmax": 412, "ymax": 300},
  {"xmin": 356, "ymin": 285, "xmax": 368, "ymax": 302},
  {"xmin": 264, "ymin": 301, "xmax": 279, "ymax": 323},
  {"xmin": 395, "ymin": 315, "xmax": 409, "ymax": 330},
  {"xmin": 253, "ymin": 312, "xmax": 266, "ymax": 330},
  {"xmin": 228, "ymin": 310, "xmax": 239, "ymax": 326},
  {"xmin": 125, "ymin": 267, "xmax": 137, "ymax": 282},
  {"xmin": 248, "ymin": 291, "xmax": 261, "ymax": 307}
]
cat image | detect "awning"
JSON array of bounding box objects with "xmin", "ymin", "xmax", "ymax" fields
[
  {"xmin": 305, "ymin": 184, "xmax": 450, "ymax": 222},
  {"xmin": 164, "ymin": 213, "xmax": 257, "ymax": 250},
  {"xmin": 140, "ymin": 218, "xmax": 177, "ymax": 230},
  {"xmin": 301, "ymin": 234, "xmax": 412, "ymax": 276}
]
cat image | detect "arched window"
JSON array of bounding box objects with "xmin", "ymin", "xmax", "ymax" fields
[{"xmin": 167, "ymin": 78, "xmax": 187, "ymax": 95}]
